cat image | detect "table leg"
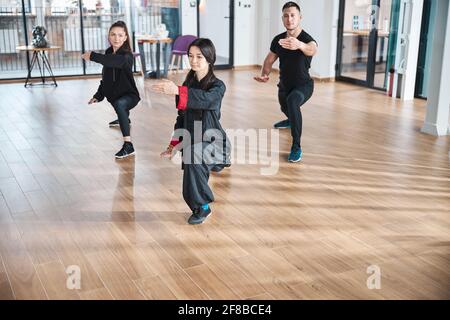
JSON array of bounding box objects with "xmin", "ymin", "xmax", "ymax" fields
[
  {"xmin": 149, "ymin": 43, "xmax": 155, "ymax": 73},
  {"xmin": 162, "ymin": 42, "xmax": 171, "ymax": 78},
  {"xmin": 156, "ymin": 42, "xmax": 161, "ymax": 79},
  {"xmin": 25, "ymin": 51, "xmax": 38, "ymax": 87},
  {"xmin": 41, "ymin": 50, "xmax": 57, "ymax": 86},
  {"xmin": 38, "ymin": 52, "xmax": 46, "ymax": 84},
  {"xmin": 138, "ymin": 41, "xmax": 148, "ymax": 78}
]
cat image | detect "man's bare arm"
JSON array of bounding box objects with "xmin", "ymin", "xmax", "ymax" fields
[
  {"xmin": 254, "ymin": 52, "xmax": 278, "ymax": 82},
  {"xmin": 261, "ymin": 51, "xmax": 278, "ymax": 76},
  {"xmin": 299, "ymin": 41, "xmax": 317, "ymax": 57}
]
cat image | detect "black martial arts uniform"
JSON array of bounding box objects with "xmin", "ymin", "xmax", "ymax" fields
[
  {"xmin": 270, "ymin": 30, "xmax": 317, "ymax": 151},
  {"xmin": 171, "ymin": 77, "xmax": 231, "ymax": 212},
  {"xmin": 91, "ymin": 47, "xmax": 140, "ymax": 137}
]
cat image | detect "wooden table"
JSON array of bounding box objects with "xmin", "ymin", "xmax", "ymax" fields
[
  {"xmin": 136, "ymin": 36, "xmax": 172, "ymax": 79},
  {"xmin": 16, "ymin": 45, "xmax": 61, "ymax": 87}
]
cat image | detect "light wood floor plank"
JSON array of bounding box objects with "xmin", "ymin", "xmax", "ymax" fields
[
  {"xmin": 184, "ymin": 264, "xmax": 240, "ymax": 300},
  {"xmin": 134, "ymin": 275, "xmax": 178, "ymax": 300},
  {"xmin": 0, "ymin": 223, "xmax": 47, "ymax": 299},
  {"xmin": 0, "ymin": 253, "xmax": 15, "ymax": 300},
  {"xmin": 35, "ymin": 261, "xmax": 80, "ymax": 300},
  {"xmin": 78, "ymin": 287, "xmax": 114, "ymax": 300},
  {"xmin": 136, "ymin": 241, "xmax": 209, "ymax": 300},
  {"xmin": 84, "ymin": 249, "xmax": 145, "ymax": 300}
]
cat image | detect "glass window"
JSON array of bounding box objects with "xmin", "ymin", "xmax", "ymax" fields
[{"xmin": 0, "ymin": 0, "xmax": 180, "ymax": 79}]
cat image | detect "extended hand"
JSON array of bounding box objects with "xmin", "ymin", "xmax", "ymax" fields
[
  {"xmin": 279, "ymin": 37, "xmax": 302, "ymax": 51},
  {"xmin": 88, "ymin": 98, "xmax": 98, "ymax": 104},
  {"xmin": 151, "ymin": 80, "xmax": 179, "ymax": 95},
  {"xmin": 81, "ymin": 51, "xmax": 92, "ymax": 61},
  {"xmin": 253, "ymin": 75, "xmax": 270, "ymax": 83},
  {"xmin": 160, "ymin": 145, "xmax": 176, "ymax": 159}
]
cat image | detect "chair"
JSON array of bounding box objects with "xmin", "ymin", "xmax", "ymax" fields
[
  {"xmin": 169, "ymin": 35, "xmax": 197, "ymax": 73},
  {"xmin": 132, "ymin": 52, "xmax": 144, "ymax": 76}
]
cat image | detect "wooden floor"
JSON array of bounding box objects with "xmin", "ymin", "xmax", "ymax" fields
[{"xmin": 0, "ymin": 69, "xmax": 449, "ymax": 300}]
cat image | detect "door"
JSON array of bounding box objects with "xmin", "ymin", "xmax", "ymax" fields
[
  {"xmin": 415, "ymin": 0, "xmax": 436, "ymax": 98},
  {"xmin": 197, "ymin": 0, "xmax": 234, "ymax": 68},
  {"xmin": 337, "ymin": 0, "xmax": 395, "ymax": 90}
]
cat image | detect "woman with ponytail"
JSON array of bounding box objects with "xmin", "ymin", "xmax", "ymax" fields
[{"xmin": 82, "ymin": 20, "xmax": 140, "ymax": 159}]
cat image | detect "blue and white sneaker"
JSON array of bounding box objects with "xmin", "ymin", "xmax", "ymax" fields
[
  {"xmin": 273, "ymin": 119, "xmax": 291, "ymax": 129},
  {"xmin": 288, "ymin": 147, "xmax": 303, "ymax": 163}
]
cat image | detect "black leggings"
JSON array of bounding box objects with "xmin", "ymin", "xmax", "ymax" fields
[
  {"xmin": 182, "ymin": 163, "xmax": 215, "ymax": 212},
  {"xmin": 181, "ymin": 141, "xmax": 230, "ymax": 212},
  {"xmin": 111, "ymin": 95, "xmax": 139, "ymax": 137},
  {"xmin": 278, "ymin": 80, "xmax": 314, "ymax": 150}
]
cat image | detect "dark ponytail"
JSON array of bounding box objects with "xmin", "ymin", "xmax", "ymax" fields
[{"xmin": 109, "ymin": 20, "xmax": 132, "ymax": 52}]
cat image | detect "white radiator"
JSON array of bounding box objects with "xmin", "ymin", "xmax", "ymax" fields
[
  {"xmin": 0, "ymin": 29, "xmax": 19, "ymax": 54},
  {"xmin": 63, "ymin": 28, "xmax": 108, "ymax": 51}
]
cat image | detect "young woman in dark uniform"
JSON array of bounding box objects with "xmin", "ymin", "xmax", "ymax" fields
[
  {"xmin": 81, "ymin": 20, "xmax": 140, "ymax": 159},
  {"xmin": 153, "ymin": 38, "xmax": 230, "ymax": 225}
]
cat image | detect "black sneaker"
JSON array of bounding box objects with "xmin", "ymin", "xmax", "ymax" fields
[
  {"xmin": 273, "ymin": 119, "xmax": 290, "ymax": 129},
  {"xmin": 211, "ymin": 163, "xmax": 231, "ymax": 173},
  {"xmin": 188, "ymin": 207, "xmax": 211, "ymax": 225},
  {"xmin": 109, "ymin": 119, "xmax": 131, "ymax": 127},
  {"xmin": 115, "ymin": 142, "xmax": 135, "ymax": 159},
  {"xmin": 211, "ymin": 166, "xmax": 224, "ymax": 173}
]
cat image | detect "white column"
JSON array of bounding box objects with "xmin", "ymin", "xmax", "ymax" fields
[
  {"xmin": 400, "ymin": 0, "xmax": 424, "ymax": 101},
  {"xmin": 256, "ymin": 0, "xmax": 271, "ymax": 64},
  {"xmin": 421, "ymin": 0, "xmax": 450, "ymax": 136}
]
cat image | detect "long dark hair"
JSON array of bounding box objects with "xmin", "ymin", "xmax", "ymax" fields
[
  {"xmin": 109, "ymin": 20, "xmax": 132, "ymax": 52},
  {"xmin": 184, "ymin": 38, "xmax": 217, "ymax": 90}
]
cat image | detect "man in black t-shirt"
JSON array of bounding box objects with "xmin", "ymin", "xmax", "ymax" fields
[{"xmin": 254, "ymin": 1, "xmax": 317, "ymax": 163}]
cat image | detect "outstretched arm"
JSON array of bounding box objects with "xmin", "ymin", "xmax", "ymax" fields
[
  {"xmin": 81, "ymin": 51, "xmax": 133, "ymax": 69},
  {"xmin": 299, "ymin": 41, "xmax": 318, "ymax": 56},
  {"xmin": 279, "ymin": 38, "xmax": 318, "ymax": 56},
  {"xmin": 90, "ymin": 51, "xmax": 133, "ymax": 68},
  {"xmin": 152, "ymin": 80, "xmax": 226, "ymax": 111},
  {"xmin": 254, "ymin": 52, "xmax": 278, "ymax": 82}
]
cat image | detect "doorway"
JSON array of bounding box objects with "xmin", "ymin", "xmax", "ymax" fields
[
  {"xmin": 336, "ymin": 0, "xmax": 398, "ymax": 90},
  {"xmin": 415, "ymin": 0, "xmax": 437, "ymax": 99},
  {"xmin": 197, "ymin": 0, "xmax": 234, "ymax": 68}
]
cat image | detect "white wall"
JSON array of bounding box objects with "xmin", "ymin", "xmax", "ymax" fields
[
  {"xmin": 255, "ymin": 0, "xmax": 283, "ymax": 69},
  {"xmin": 234, "ymin": 0, "xmax": 258, "ymax": 66},
  {"xmin": 181, "ymin": 0, "xmax": 197, "ymax": 36},
  {"xmin": 300, "ymin": 0, "xmax": 339, "ymax": 78}
]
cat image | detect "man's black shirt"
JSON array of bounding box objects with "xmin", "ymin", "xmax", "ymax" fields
[{"xmin": 270, "ymin": 30, "xmax": 317, "ymax": 89}]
